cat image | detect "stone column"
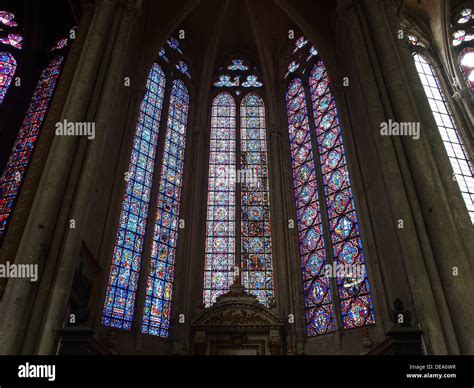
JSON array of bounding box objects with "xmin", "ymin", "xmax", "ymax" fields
[
  {"xmin": 0, "ymin": 0, "xmax": 119, "ymax": 355},
  {"xmin": 335, "ymin": 0, "xmax": 453, "ymax": 354},
  {"xmin": 360, "ymin": 0, "xmax": 474, "ymax": 354},
  {"xmin": 33, "ymin": 0, "xmax": 142, "ymax": 355}
]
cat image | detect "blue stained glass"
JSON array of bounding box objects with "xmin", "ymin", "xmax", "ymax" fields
[
  {"xmin": 142, "ymin": 79, "xmax": 190, "ymax": 337},
  {"xmin": 240, "ymin": 93, "xmax": 274, "ymax": 306},
  {"xmin": 0, "ymin": 56, "xmax": 64, "ymax": 241},
  {"xmin": 228, "ymin": 59, "xmax": 249, "ymax": 71},
  {"xmin": 286, "ymin": 78, "xmax": 336, "ymax": 336},
  {"xmin": 102, "ymin": 64, "xmax": 166, "ymax": 330},
  {"xmin": 309, "ymin": 62, "xmax": 375, "ymax": 330}
]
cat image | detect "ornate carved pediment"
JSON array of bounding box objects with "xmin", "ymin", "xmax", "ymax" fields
[{"xmin": 192, "ymin": 282, "xmax": 283, "ymax": 330}]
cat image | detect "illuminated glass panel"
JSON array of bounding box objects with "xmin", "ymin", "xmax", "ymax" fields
[
  {"xmin": 309, "ymin": 62, "xmax": 375, "ymax": 330},
  {"xmin": 240, "ymin": 93, "xmax": 273, "ymax": 306},
  {"xmin": 228, "ymin": 59, "xmax": 248, "ymax": 71},
  {"xmin": 0, "ymin": 56, "xmax": 64, "ymax": 240},
  {"xmin": 286, "ymin": 78, "xmax": 336, "ymax": 336},
  {"xmin": 203, "ymin": 92, "xmax": 236, "ymax": 307},
  {"xmin": 142, "ymin": 80, "xmax": 190, "ymax": 337},
  {"xmin": 102, "ymin": 64, "xmax": 166, "ymax": 330},
  {"xmin": 0, "ymin": 51, "xmax": 16, "ymax": 104},
  {"xmin": 413, "ymin": 53, "xmax": 474, "ymax": 222},
  {"xmin": 0, "ymin": 11, "xmax": 18, "ymax": 27},
  {"xmin": 458, "ymin": 47, "xmax": 474, "ymax": 91}
]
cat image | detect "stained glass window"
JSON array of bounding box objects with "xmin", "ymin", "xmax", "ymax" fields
[
  {"xmin": 457, "ymin": 8, "xmax": 473, "ymax": 24},
  {"xmin": 413, "ymin": 53, "xmax": 474, "ymax": 222},
  {"xmin": 240, "ymin": 93, "xmax": 273, "ymax": 306},
  {"xmin": 204, "ymin": 92, "xmax": 236, "ymax": 307},
  {"xmin": 0, "ymin": 33, "xmax": 23, "ymax": 49},
  {"xmin": 285, "ymin": 61, "xmax": 300, "ymax": 78},
  {"xmin": 214, "ymin": 75, "xmax": 235, "ymax": 88},
  {"xmin": 0, "ymin": 11, "xmax": 18, "ymax": 27},
  {"xmin": 453, "ymin": 30, "xmax": 474, "ymax": 46},
  {"xmin": 293, "ymin": 36, "xmax": 308, "ymax": 53},
  {"xmin": 228, "ymin": 59, "xmax": 248, "ymax": 71},
  {"xmin": 307, "ymin": 47, "xmax": 318, "ymax": 62},
  {"xmin": 142, "ymin": 80, "xmax": 190, "ymax": 337},
  {"xmin": 176, "ymin": 60, "xmax": 191, "ymax": 78},
  {"xmin": 167, "ymin": 37, "xmax": 183, "ymax": 54},
  {"xmin": 242, "ymin": 75, "xmax": 263, "ymax": 88},
  {"xmin": 204, "ymin": 92, "xmax": 274, "ymax": 307},
  {"xmin": 286, "ymin": 78, "xmax": 336, "ymax": 336},
  {"xmin": 51, "ymin": 38, "xmax": 68, "ymax": 52},
  {"xmin": 309, "ymin": 62, "xmax": 375, "ymax": 330},
  {"xmin": 0, "ymin": 51, "xmax": 16, "ymax": 104},
  {"xmin": 458, "ymin": 47, "xmax": 474, "ymax": 91},
  {"xmin": 102, "ymin": 64, "xmax": 166, "ymax": 330},
  {"xmin": 0, "ymin": 56, "xmax": 64, "ymax": 240},
  {"xmin": 158, "ymin": 48, "xmax": 169, "ymax": 63}
]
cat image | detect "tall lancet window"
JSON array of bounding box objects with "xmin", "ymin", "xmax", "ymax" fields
[
  {"xmin": 204, "ymin": 59, "xmax": 273, "ymax": 307},
  {"xmin": 204, "ymin": 92, "xmax": 237, "ymax": 306},
  {"xmin": 103, "ymin": 35, "xmax": 192, "ymax": 337},
  {"xmin": 413, "ymin": 53, "xmax": 474, "ymax": 221},
  {"xmin": 285, "ymin": 37, "xmax": 375, "ymax": 336},
  {"xmin": 103, "ymin": 64, "xmax": 167, "ymax": 331},
  {"xmin": 0, "ymin": 53, "xmax": 65, "ymax": 242},
  {"xmin": 240, "ymin": 94, "xmax": 273, "ymax": 305},
  {"xmin": 142, "ymin": 79, "xmax": 190, "ymax": 337}
]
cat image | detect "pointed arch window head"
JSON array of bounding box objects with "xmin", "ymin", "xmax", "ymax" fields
[
  {"xmin": 413, "ymin": 53, "xmax": 474, "ymax": 222},
  {"xmin": 0, "ymin": 51, "xmax": 16, "ymax": 104},
  {"xmin": 102, "ymin": 64, "xmax": 167, "ymax": 330},
  {"xmin": 142, "ymin": 79, "xmax": 190, "ymax": 337},
  {"xmin": 203, "ymin": 91, "xmax": 274, "ymax": 307},
  {"xmin": 0, "ymin": 56, "xmax": 64, "ymax": 240}
]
